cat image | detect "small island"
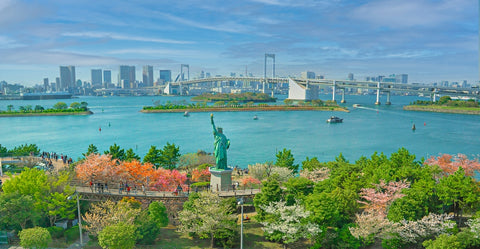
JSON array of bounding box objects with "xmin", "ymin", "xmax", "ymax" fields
[
  {"xmin": 403, "ymin": 96, "xmax": 480, "ymax": 115},
  {"xmin": 0, "ymin": 101, "xmax": 93, "ymax": 117},
  {"xmin": 141, "ymin": 99, "xmax": 349, "ymax": 113},
  {"xmin": 191, "ymin": 92, "xmax": 276, "ymax": 103}
]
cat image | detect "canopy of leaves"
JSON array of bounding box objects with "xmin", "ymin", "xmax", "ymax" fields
[
  {"xmin": 98, "ymin": 222, "xmax": 137, "ymax": 249},
  {"xmin": 19, "ymin": 227, "xmax": 52, "ymax": 249}
]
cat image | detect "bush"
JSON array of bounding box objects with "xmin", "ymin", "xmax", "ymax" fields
[
  {"xmin": 47, "ymin": 226, "xmax": 64, "ymax": 239},
  {"xmin": 98, "ymin": 222, "xmax": 136, "ymax": 249},
  {"xmin": 19, "ymin": 227, "xmax": 52, "ymax": 249},
  {"xmin": 136, "ymin": 219, "xmax": 160, "ymax": 245},
  {"xmin": 64, "ymin": 225, "xmax": 79, "ymax": 243}
]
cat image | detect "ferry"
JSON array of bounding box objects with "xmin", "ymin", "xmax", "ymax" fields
[
  {"xmin": 327, "ymin": 116, "xmax": 343, "ymax": 123},
  {"xmin": 353, "ymin": 104, "xmax": 361, "ymax": 108}
]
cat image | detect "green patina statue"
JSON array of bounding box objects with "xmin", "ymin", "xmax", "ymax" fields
[{"xmin": 210, "ymin": 113, "xmax": 230, "ymax": 170}]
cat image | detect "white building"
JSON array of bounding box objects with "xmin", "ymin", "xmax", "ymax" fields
[{"xmin": 287, "ymin": 78, "xmax": 319, "ymax": 100}]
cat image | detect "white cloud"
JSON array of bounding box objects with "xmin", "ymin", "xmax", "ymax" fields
[
  {"xmin": 158, "ymin": 12, "xmax": 250, "ymax": 33},
  {"xmin": 62, "ymin": 32, "xmax": 194, "ymax": 45}
]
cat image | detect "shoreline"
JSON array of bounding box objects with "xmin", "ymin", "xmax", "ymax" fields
[
  {"xmin": 403, "ymin": 105, "xmax": 480, "ymax": 115},
  {"xmin": 0, "ymin": 110, "xmax": 93, "ymax": 117},
  {"xmin": 141, "ymin": 106, "xmax": 349, "ymax": 113}
]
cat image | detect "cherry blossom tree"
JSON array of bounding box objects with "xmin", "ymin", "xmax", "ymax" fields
[{"xmin": 424, "ymin": 153, "xmax": 480, "ymax": 177}]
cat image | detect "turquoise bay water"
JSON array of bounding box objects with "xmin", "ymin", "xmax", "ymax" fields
[{"xmin": 0, "ymin": 94, "xmax": 479, "ymax": 168}]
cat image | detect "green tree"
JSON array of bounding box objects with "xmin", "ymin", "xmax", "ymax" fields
[
  {"xmin": 8, "ymin": 143, "xmax": 40, "ymax": 156},
  {"xmin": 284, "ymin": 177, "xmax": 314, "ymax": 204},
  {"xmin": 437, "ymin": 96, "xmax": 452, "ymax": 105},
  {"xmin": 80, "ymin": 101, "xmax": 88, "ymax": 110},
  {"xmin": 104, "ymin": 143, "xmax": 125, "ymax": 161},
  {"xmin": 53, "ymin": 102, "xmax": 68, "ymax": 110},
  {"xmin": 301, "ymin": 156, "xmax": 323, "ymax": 171},
  {"xmin": 143, "ymin": 146, "xmax": 161, "ymax": 168},
  {"xmin": 177, "ymin": 191, "xmax": 237, "ymax": 248},
  {"xmin": 0, "ymin": 193, "xmax": 40, "ymax": 230},
  {"xmin": 275, "ymin": 148, "xmax": 299, "ymax": 173},
  {"xmin": 253, "ymin": 178, "xmax": 284, "ymax": 222},
  {"xmin": 6, "ymin": 104, "xmax": 13, "ymax": 112},
  {"xmin": 135, "ymin": 212, "xmax": 160, "ymax": 245},
  {"xmin": 34, "ymin": 105, "xmax": 44, "ymax": 112},
  {"xmin": 98, "ymin": 222, "xmax": 137, "ymax": 249},
  {"xmin": 423, "ymin": 234, "xmax": 462, "ymax": 249},
  {"xmin": 148, "ymin": 201, "xmax": 169, "ymax": 228},
  {"xmin": 83, "ymin": 144, "xmax": 99, "ymax": 157},
  {"xmin": 0, "ymin": 144, "xmax": 7, "ymax": 157},
  {"xmin": 159, "ymin": 142, "xmax": 181, "ymax": 169},
  {"xmin": 125, "ymin": 148, "xmax": 141, "ymax": 162},
  {"xmin": 70, "ymin": 102, "xmax": 81, "ymax": 109},
  {"xmin": 19, "ymin": 227, "xmax": 52, "ymax": 249}
]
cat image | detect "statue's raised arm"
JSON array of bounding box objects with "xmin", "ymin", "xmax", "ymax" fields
[{"xmin": 210, "ymin": 113, "xmax": 217, "ymax": 133}]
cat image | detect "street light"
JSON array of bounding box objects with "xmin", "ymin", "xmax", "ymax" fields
[
  {"xmin": 237, "ymin": 197, "xmax": 244, "ymax": 249},
  {"xmin": 67, "ymin": 191, "xmax": 83, "ymax": 245}
]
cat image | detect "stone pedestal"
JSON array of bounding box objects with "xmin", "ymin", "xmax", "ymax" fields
[{"xmin": 209, "ymin": 167, "xmax": 233, "ymax": 192}]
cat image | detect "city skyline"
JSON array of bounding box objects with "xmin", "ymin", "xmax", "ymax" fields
[{"xmin": 0, "ymin": 0, "xmax": 477, "ymax": 86}]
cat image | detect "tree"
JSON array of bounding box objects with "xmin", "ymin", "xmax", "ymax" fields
[
  {"xmin": 275, "ymin": 148, "xmax": 299, "ymax": 173},
  {"xmin": 19, "ymin": 227, "xmax": 52, "ymax": 249},
  {"xmin": 177, "ymin": 191, "xmax": 237, "ymax": 248},
  {"xmin": 104, "ymin": 143, "xmax": 125, "ymax": 161},
  {"xmin": 253, "ymin": 178, "xmax": 284, "ymax": 222},
  {"xmin": 148, "ymin": 201, "xmax": 169, "ymax": 228},
  {"xmin": 437, "ymin": 95, "xmax": 451, "ymax": 105},
  {"xmin": 83, "ymin": 200, "xmax": 141, "ymax": 237},
  {"xmin": 301, "ymin": 156, "xmax": 323, "ymax": 171},
  {"xmin": 75, "ymin": 154, "xmax": 118, "ymax": 184},
  {"xmin": 53, "ymin": 102, "xmax": 68, "ymax": 110},
  {"xmin": 423, "ymin": 234, "xmax": 461, "ymax": 249},
  {"xmin": 7, "ymin": 104, "xmax": 13, "ymax": 112},
  {"xmin": 8, "ymin": 143, "xmax": 40, "ymax": 156},
  {"xmin": 125, "ymin": 148, "xmax": 141, "ymax": 162},
  {"xmin": 34, "ymin": 105, "xmax": 44, "ymax": 112},
  {"xmin": 70, "ymin": 102, "xmax": 81, "ymax": 109},
  {"xmin": 159, "ymin": 142, "xmax": 181, "ymax": 169},
  {"xmin": 424, "ymin": 153, "xmax": 480, "ymax": 177},
  {"xmin": 0, "ymin": 193, "xmax": 40, "ymax": 230},
  {"xmin": 260, "ymin": 200, "xmax": 321, "ymax": 249},
  {"xmin": 98, "ymin": 222, "xmax": 136, "ymax": 249},
  {"xmin": 143, "ymin": 146, "xmax": 161, "ymax": 168},
  {"xmin": 83, "ymin": 144, "xmax": 99, "ymax": 157},
  {"xmin": 0, "ymin": 144, "xmax": 7, "ymax": 156}
]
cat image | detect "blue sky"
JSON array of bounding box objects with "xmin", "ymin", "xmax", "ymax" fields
[{"xmin": 0, "ymin": 0, "xmax": 478, "ymax": 86}]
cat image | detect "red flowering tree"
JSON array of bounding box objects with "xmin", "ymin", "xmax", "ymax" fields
[
  {"xmin": 120, "ymin": 160, "xmax": 156, "ymax": 185},
  {"xmin": 241, "ymin": 176, "xmax": 262, "ymax": 188},
  {"xmin": 76, "ymin": 154, "xmax": 118, "ymax": 184},
  {"xmin": 425, "ymin": 153, "xmax": 480, "ymax": 177},
  {"xmin": 150, "ymin": 168, "xmax": 187, "ymax": 192},
  {"xmin": 191, "ymin": 168, "xmax": 211, "ymax": 182}
]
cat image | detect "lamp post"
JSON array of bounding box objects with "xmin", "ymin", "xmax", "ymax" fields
[
  {"xmin": 237, "ymin": 197, "xmax": 244, "ymax": 249},
  {"xmin": 68, "ymin": 191, "xmax": 83, "ymax": 245}
]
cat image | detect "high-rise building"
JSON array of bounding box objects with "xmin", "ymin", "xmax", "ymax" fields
[
  {"xmin": 159, "ymin": 70, "xmax": 172, "ymax": 83},
  {"xmin": 43, "ymin": 78, "xmax": 49, "ymax": 90},
  {"xmin": 103, "ymin": 70, "xmax": 111, "ymax": 88},
  {"xmin": 59, "ymin": 66, "xmax": 75, "ymax": 91},
  {"xmin": 396, "ymin": 74, "xmax": 408, "ymax": 84},
  {"xmin": 129, "ymin": 66, "xmax": 136, "ymax": 88},
  {"xmin": 348, "ymin": 73, "xmax": 354, "ymax": 81},
  {"xmin": 301, "ymin": 71, "xmax": 316, "ymax": 79},
  {"xmin": 91, "ymin": 69, "xmax": 102, "ymax": 87},
  {"xmin": 143, "ymin": 66, "xmax": 154, "ymax": 87},
  {"xmin": 119, "ymin": 65, "xmax": 131, "ymax": 88}
]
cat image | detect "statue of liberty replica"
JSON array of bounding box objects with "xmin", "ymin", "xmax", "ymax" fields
[
  {"xmin": 209, "ymin": 114, "xmax": 233, "ymax": 191},
  {"xmin": 211, "ymin": 113, "xmax": 230, "ymax": 170}
]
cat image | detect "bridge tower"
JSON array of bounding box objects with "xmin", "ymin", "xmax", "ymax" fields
[
  {"xmin": 180, "ymin": 64, "xmax": 189, "ymax": 95},
  {"xmin": 263, "ymin": 53, "xmax": 275, "ymax": 93}
]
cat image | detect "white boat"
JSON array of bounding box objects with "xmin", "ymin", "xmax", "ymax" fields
[
  {"xmin": 183, "ymin": 111, "xmax": 190, "ymax": 117},
  {"xmin": 327, "ymin": 116, "xmax": 343, "ymax": 123},
  {"xmin": 253, "ymin": 115, "xmax": 258, "ymax": 120},
  {"xmin": 353, "ymin": 104, "xmax": 361, "ymax": 108}
]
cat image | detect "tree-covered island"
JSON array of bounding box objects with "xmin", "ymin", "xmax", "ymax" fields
[
  {"xmin": 404, "ymin": 96, "xmax": 480, "ymax": 115},
  {"xmin": 0, "ymin": 101, "xmax": 92, "ymax": 117},
  {"xmin": 142, "ymin": 98, "xmax": 349, "ymax": 113}
]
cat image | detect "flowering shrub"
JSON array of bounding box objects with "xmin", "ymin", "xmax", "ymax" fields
[
  {"xmin": 425, "ymin": 153, "xmax": 480, "ymax": 177},
  {"xmin": 191, "ymin": 168, "xmax": 211, "ymax": 182},
  {"xmin": 241, "ymin": 176, "xmax": 261, "ymax": 188}
]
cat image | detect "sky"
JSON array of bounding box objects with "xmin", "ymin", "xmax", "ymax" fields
[{"xmin": 0, "ymin": 0, "xmax": 478, "ymax": 86}]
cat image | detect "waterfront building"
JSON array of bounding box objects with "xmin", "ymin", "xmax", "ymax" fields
[
  {"xmin": 159, "ymin": 70, "xmax": 172, "ymax": 83},
  {"xmin": 91, "ymin": 69, "xmax": 102, "ymax": 87},
  {"xmin": 301, "ymin": 71, "xmax": 316, "ymax": 79},
  {"xmin": 119, "ymin": 65, "xmax": 136, "ymax": 88},
  {"xmin": 288, "ymin": 78, "xmax": 319, "ymax": 100},
  {"xmin": 396, "ymin": 74, "xmax": 408, "ymax": 84},
  {"xmin": 103, "ymin": 70, "xmax": 111, "ymax": 88},
  {"xmin": 59, "ymin": 66, "xmax": 76, "ymax": 91},
  {"xmin": 143, "ymin": 65, "xmax": 154, "ymax": 87}
]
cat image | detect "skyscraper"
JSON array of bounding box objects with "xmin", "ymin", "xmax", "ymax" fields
[
  {"xmin": 91, "ymin": 69, "xmax": 102, "ymax": 87},
  {"xmin": 103, "ymin": 70, "xmax": 111, "ymax": 88},
  {"xmin": 301, "ymin": 71, "xmax": 315, "ymax": 79},
  {"xmin": 159, "ymin": 70, "xmax": 172, "ymax": 83},
  {"xmin": 119, "ymin": 65, "xmax": 131, "ymax": 88},
  {"xmin": 43, "ymin": 78, "xmax": 49, "ymax": 91},
  {"xmin": 129, "ymin": 66, "xmax": 136, "ymax": 88},
  {"xmin": 143, "ymin": 65, "xmax": 153, "ymax": 87},
  {"xmin": 348, "ymin": 73, "xmax": 354, "ymax": 81},
  {"xmin": 59, "ymin": 66, "xmax": 75, "ymax": 91}
]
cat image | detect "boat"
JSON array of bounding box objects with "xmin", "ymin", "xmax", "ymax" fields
[
  {"xmin": 183, "ymin": 111, "xmax": 190, "ymax": 117},
  {"xmin": 412, "ymin": 124, "xmax": 416, "ymax": 131},
  {"xmin": 327, "ymin": 116, "xmax": 343, "ymax": 123},
  {"xmin": 353, "ymin": 104, "xmax": 361, "ymax": 108},
  {"xmin": 253, "ymin": 115, "xmax": 258, "ymax": 120}
]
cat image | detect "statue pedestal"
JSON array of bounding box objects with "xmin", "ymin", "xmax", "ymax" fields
[{"xmin": 209, "ymin": 167, "xmax": 233, "ymax": 192}]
